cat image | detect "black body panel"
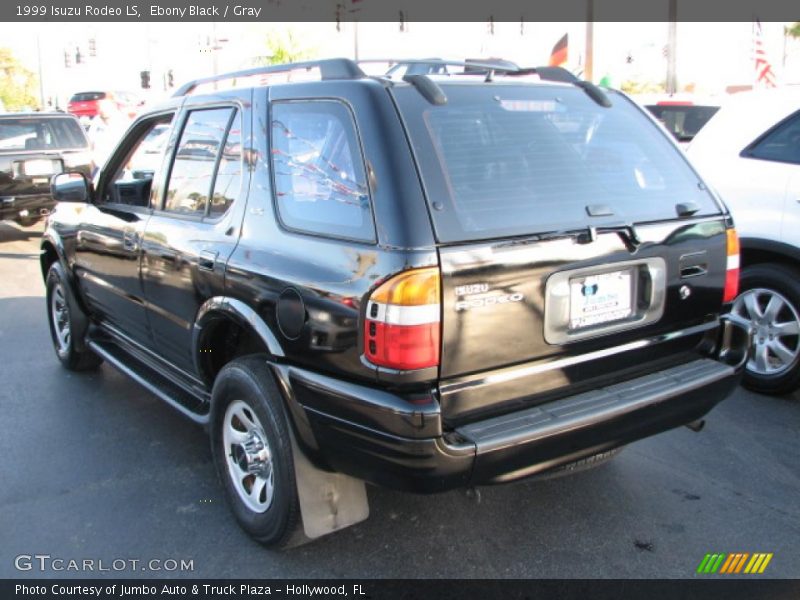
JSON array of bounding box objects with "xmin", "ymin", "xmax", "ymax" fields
[{"xmin": 40, "ymin": 64, "xmax": 746, "ymax": 499}]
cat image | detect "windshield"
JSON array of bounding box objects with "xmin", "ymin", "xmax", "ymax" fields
[{"xmin": 394, "ymin": 83, "xmax": 722, "ymax": 243}]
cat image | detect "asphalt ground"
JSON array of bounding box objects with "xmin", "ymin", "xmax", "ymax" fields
[{"xmin": 0, "ymin": 220, "xmax": 798, "ymax": 579}]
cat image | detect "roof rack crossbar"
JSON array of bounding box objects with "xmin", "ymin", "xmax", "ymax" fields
[
  {"xmin": 360, "ymin": 58, "xmax": 522, "ymax": 74},
  {"xmin": 172, "ymin": 58, "xmax": 366, "ymax": 97}
]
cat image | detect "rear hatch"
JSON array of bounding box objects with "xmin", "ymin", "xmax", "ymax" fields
[
  {"xmin": 0, "ymin": 116, "xmax": 91, "ymax": 196},
  {"xmin": 391, "ymin": 81, "xmax": 731, "ymax": 423}
]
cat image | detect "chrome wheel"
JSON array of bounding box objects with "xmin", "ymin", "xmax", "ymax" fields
[
  {"xmin": 223, "ymin": 399, "xmax": 275, "ymax": 513},
  {"xmin": 50, "ymin": 282, "xmax": 71, "ymax": 355},
  {"xmin": 732, "ymin": 287, "xmax": 800, "ymax": 376}
]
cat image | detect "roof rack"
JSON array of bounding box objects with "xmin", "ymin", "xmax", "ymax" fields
[
  {"xmin": 172, "ymin": 58, "xmax": 366, "ymax": 97},
  {"xmin": 359, "ymin": 58, "xmax": 608, "ymax": 107}
]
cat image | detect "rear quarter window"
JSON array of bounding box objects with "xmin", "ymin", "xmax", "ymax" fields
[
  {"xmin": 269, "ymin": 100, "xmax": 375, "ymax": 243},
  {"xmin": 743, "ymin": 111, "xmax": 800, "ymax": 165}
]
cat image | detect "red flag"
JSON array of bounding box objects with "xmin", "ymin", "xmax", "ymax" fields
[
  {"xmin": 549, "ymin": 34, "xmax": 568, "ymax": 67},
  {"xmin": 754, "ymin": 20, "xmax": 777, "ymax": 88}
]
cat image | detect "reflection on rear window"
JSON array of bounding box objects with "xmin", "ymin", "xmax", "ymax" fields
[
  {"xmin": 0, "ymin": 118, "xmax": 88, "ymax": 152},
  {"xmin": 395, "ymin": 85, "xmax": 721, "ymax": 242}
]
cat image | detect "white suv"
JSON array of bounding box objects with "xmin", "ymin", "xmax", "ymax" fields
[{"xmin": 688, "ymin": 87, "xmax": 800, "ymax": 394}]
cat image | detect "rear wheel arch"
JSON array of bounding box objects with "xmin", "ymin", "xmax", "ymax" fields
[
  {"xmin": 739, "ymin": 237, "xmax": 800, "ymax": 270},
  {"xmin": 193, "ymin": 297, "xmax": 285, "ymax": 386}
]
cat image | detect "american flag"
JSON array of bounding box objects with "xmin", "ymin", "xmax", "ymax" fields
[{"xmin": 753, "ymin": 20, "xmax": 777, "ymax": 88}]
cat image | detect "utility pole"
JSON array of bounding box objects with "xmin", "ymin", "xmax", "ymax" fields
[
  {"xmin": 666, "ymin": 0, "xmax": 677, "ymax": 93},
  {"xmin": 36, "ymin": 33, "xmax": 45, "ymax": 109},
  {"xmin": 353, "ymin": 20, "xmax": 359, "ymax": 61},
  {"xmin": 585, "ymin": 0, "xmax": 594, "ymax": 82}
]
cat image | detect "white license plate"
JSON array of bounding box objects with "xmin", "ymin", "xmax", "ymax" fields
[
  {"xmin": 25, "ymin": 159, "xmax": 57, "ymax": 176},
  {"xmin": 569, "ymin": 269, "xmax": 633, "ymax": 330}
]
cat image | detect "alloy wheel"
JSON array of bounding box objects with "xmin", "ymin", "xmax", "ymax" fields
[
  {"xmin": 222, "ymin": 399, "xmax": 275, "ymax": 513},
  {"xmin": 732, "ymin": 287, "xmax": 800, "ymax": 376}
]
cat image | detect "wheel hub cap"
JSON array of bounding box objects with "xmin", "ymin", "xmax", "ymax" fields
[{"xmin": 233, "ymin": 430, "xmax": 272, "ymax": 476}]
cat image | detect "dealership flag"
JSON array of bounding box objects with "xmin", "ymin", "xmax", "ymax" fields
[
  {"xmin": 753, "ymin": 20, "xmax": 777, "ymax": 88},
  {"xmin": 549, "ymin": 33, "xmax": 568, "ymax": 67}
]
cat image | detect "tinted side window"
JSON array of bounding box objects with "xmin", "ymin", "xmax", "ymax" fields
[
  {"xmin": 209, "ymin": 112, "xmax": 242, "ymax": 217},
  {"xmin": 164, "ymin": 107, "xmax": 233, "ymax": 216},
  {"xmin": 746, "ymin": 112, "xmax": 800, "ymax": 165},
  {"xmin": 270, "ymin": 101, "xmax": 374, "ymax": 242},
  {"xmin": 101, "ymin": 114, "xmax": 174, "ymax": 207}
]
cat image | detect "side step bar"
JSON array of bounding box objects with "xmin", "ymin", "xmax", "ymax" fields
[{"xmin": 87, "ymin": 338, "xmax": 210, "ymax": 425}]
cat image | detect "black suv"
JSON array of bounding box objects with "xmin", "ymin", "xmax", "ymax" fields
[
  {"xmin": 42, "ymin": 59, "xmax": 750, "ymax": 548},
  {"xmin": 1, "ymin": 112, "xmax": 90, "ymax": 225}
]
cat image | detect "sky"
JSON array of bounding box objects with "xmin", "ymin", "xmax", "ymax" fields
[{"xmin": 2, "ymin": 21, "xmax": 797, "ymax": 107}]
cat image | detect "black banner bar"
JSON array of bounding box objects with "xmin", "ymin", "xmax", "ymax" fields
[
  {"xmin": 1, "ymin": 0, "xmax": 800, "ymax": 23},
  {"xmin": 3, "ymin": 579, "xmax": 800, "ymax": 600}
]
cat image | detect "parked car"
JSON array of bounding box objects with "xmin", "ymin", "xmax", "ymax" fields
[
  {"xmin": 638, "ymin": 94, "xmax": 721, "ymax": 145},
  {"xmin": 687, "ymin": 87, "xmax": 800, "ymax": 394},
  {"xmin": 67, "ymin": 90, "xmax": 142, "ymax": 121},
  {"xmin": 0, "ymin": 112, "xmax": 90, "ymax": 226},
  {"xmin": 42, "ymin": 58, "xmax": 749, "ymax": 548}
]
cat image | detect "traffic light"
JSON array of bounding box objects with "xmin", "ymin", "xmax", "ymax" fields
[
  {"xmin": 167, "ymin": 69, "xmax": 174, "ymax": 88},
  {"xmin": 75, "ymin": 46, "xmax": 82, "ymax": 64},
  {"xmin": 64, "ymin": 50, "xmax": 72, "ymax": 68},
  {"xmin": 88, "ymin": 38, "xmax": 96, "ymax": 57},
  {"xmin": 140, "ymin": 70, "xmax": 151, "ymax": 89}
]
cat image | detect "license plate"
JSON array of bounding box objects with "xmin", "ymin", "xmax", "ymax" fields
[
  {"xmin": 24, "ymin": 159, "xmax": 58, "ymax": 176},
  {"xmin": 569, "ymin": 269, "xmax": 633, "ymax": 330}
]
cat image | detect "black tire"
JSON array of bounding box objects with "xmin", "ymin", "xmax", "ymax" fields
[
  {"xmin": 731, "ymin": 263, "xmax": 800, "ymax": 396},
  {"xmin": 210, "ymin": 355, "xmax": 303, "ymax": 548},
  {"xmin": 45, "ymin": 262, "xmax": 103, "ymax": 371}
]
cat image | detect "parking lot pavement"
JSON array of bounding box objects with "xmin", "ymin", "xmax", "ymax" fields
[{"xmin": 0, "ymin": 220, "xmax": 798, "ymax": 579}]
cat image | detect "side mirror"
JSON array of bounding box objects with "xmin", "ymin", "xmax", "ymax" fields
[{"xmin": 51, "ymin": 172, "xmax": 92, "ymax": 203}]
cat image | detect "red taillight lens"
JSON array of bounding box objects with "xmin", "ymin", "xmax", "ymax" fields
[
  {"xmin": 364, "ymin": 267, "xmax": 441, "ymax": 371},
  {"xmin": 723, "ymin": 228, "xmax": 740, "ymax": 303}
]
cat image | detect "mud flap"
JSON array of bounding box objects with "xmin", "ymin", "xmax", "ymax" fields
[{"xmin": 290, "ymin": 434, "xmax": 369, "ymax": 540}]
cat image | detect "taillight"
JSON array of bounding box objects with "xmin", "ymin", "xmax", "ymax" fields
[
  {"xmin": 364, "ymin": 267, "xmax": 441, "ymax": 371},
  {"xmin": 723, "ymin": 228, "xmax": 740, "ymax": 303}
]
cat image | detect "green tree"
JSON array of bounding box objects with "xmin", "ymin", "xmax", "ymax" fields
[
  {"xmin": 786, "ymin": 22, "xmax": 800, "ymax": 38},
  {"xmin": 0, "ymin": 47, "xmax": 38, "ymax": 111},
  {"xmin": 253, "ymin": 30, "xmax": 317, "ymax": 66}
]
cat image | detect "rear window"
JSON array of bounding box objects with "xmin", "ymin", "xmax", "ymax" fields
[
  {"xmin": 394, "ymin": 84, "xmax": 721, "ymax": 243},
  {"xmin": 0, "ymin": 117, "xmax": 88, "ymax": 152},
  {"xmin": 646, "ymin": 104, "xmax": 719, "ymax": 142},
  {"xmin": 70, "ymin": 92, "xmax": 106, "ymax": 102}
]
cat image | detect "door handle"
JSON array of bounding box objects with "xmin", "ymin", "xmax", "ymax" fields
[
  {"xmin": 198, "ymin": 250, "xmax": 218, "ymax": 271},
  {"xmin": 122, "ymin": 230, "xmax": 139, "ymax": 251}
]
